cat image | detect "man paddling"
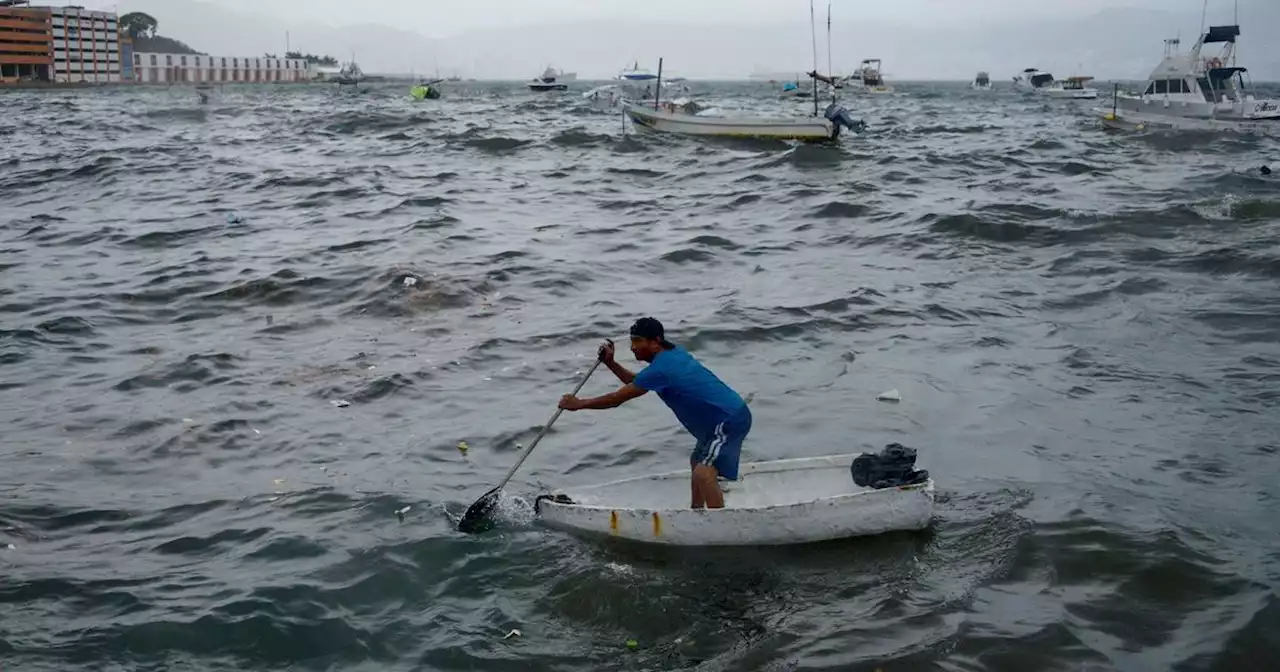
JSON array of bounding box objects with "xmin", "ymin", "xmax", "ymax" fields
[{"xmin": 558, "ymin": 318, "xmax": 752, "ymax": 509}]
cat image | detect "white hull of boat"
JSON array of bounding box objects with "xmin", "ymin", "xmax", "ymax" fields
[
  {"xmin": 624, "ymin": 103, "xmax": 836, "ymax": 141},
  {"xmin": 972, "ymin": 83, "xmax": 993, "ymax": 91},
  {"xmin": 537, "ymin": 454, "xmax": 935, "ymax": 547},
  {"xmin": 1097, "ymin": 108, "xmax": 1279, "ymax": 136},
  {"xmin": 1043, "ymin": 88, "xmax": 1098, "ymax": 100}
]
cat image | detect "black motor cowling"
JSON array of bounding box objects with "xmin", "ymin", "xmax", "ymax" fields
[{"xmin": 850, "ymin": 443, "xmax": 929, "ymax": 489}]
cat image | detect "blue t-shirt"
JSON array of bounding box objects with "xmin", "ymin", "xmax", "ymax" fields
[{"xmin": 633, "ymin": 346, "xmax": 746, "ymax": 441}]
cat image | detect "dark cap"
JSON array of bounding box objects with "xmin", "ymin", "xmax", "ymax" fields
[{"xmin": 630, "ymin": 317, "xmax": 674, "ymax": 348}]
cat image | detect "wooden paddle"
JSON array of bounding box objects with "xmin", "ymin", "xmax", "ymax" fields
[{"xmin": 457, "ymin": 356, "xmax": 604, "ymax": 533}]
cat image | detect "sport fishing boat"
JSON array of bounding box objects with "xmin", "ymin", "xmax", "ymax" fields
[
  {"xmin": 616, "ymin": 61, "xmax": 658, "ymax": 81},
  {"xmin": 972, "ymin": 71, "xmax": 992, "ymax": 90},
  {"xmin": 1042, "ymin": 75, "xmax": 1099, "ymax": 99},
  {"xmin": 850, "ymin": 58, "xmax": 893, "ymax": 94},
  {"xmin": 1098, "ymin": 25, "xmax": 1280, "ymax": 135},
  {"xmin": 527, "ymin": 66, "xmax": 570, "ymax": 91},
  {"xmin": 1012, "ymin": 67, "xmax": 1054, "ymax": 91},
  {"xmin": 536, "ymin": 450, "xmax": 935, "ymax": 546}
]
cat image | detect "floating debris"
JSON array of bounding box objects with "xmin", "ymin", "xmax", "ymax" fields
[
  {"xmin": 330, "ymin": 399, "xmax": 351, "ymax": 408},
  {"xmin": 272, "ymin": 478, "xmax": 285, "ymax": 486},
  {"xmin": 457, "ymin": 441, "xmax": 469, "ymax": 456},
  {"xmin": 876, "ymin": 389, "xmax": 901, "ymax": 402},
  {"xmin": 744, "ymin": 391, "xmax": 756, "ymax": 405},
  {"xmin": 503, "ymin": 629, "xmax": 521, "ymax": 640},
  {"xmin": 4, "ymin": 543, "xmax": 14, "ymax": 550},
  {"xmin": 395, "ymin": 506, "xmax": 411, "ymax": 522},
  {"xmin": 403, "ymin": 276, "xmax": 418, "ymax": 288},
  {"xmin": 626, "ymin": 639, "xmax": 638, "ymax": 649}
]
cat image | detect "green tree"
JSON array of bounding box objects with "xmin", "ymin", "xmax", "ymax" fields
[
  {"xmin": 119, "ymin": 12, "xmax": 158, "ymax": 39},
  {"xmin": 285, "ymin": 51, "xmax": 338, "ymax": 66}
]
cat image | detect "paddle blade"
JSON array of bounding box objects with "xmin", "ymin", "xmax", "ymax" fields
[{"xmin": 457, "ymin": 487, "xmax": 501, "ymax": 534}]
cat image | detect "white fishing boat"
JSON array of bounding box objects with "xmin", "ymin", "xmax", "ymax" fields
[
  {"xmin": 335, "ymin": 61, "xmax": 363, "ymax": 86},
  {"xmin": 972, "ymin": 71, "xmax": 992, "ymax": 90},
  {"xmin": 850, "ymin": 58, "xmax": 893, "ymax": 93},
  {"xmin": 1097, "ymin": 25, "xmax": 1280, "ymax": 136},
  {"xmin": 1042, "ymin": 75, "xmax": 1099, "ymax": 99},
  {"xmin": 624, "ymin": 100, "xmax": 862, "ymax": 142},
  {"xmin": 616, "ymin": 61, "xmax": 658, "ymax": 81},
  {"xmin": 1012, "ymin": 67, "xmax": 1054, "ymax": 91},
  {"xmin": 536, "ymin": 454, "xmax": 935, "ymax": 546},
  {"xmin": 583, "ymin": 84, "xmax": 625, "ymax": 110}
]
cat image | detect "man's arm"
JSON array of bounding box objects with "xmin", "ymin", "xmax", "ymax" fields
[
  {"xmin": 560, "ymin": 383, "xmax": 647, "ymax": 411},
  {"xmin": 599, "ymin": 340, "xmax": 636, "ymax": 384},
  {"xmin": 606, "ymin": 359, "xmax": 636, "ymax": 385}
]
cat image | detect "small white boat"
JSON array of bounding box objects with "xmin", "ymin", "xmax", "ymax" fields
[
  {"xmin": 972, "ymin": 71, "xmax": 992, "ymax": 90},
  {"xmin": 850, "ymin": 58, "xmax": 893, "ymax": 94},
  {"xmin": 536, "ymin": 454, "xmax": 935, "ymax": 546},
  {"xmin": 1012, "ymin": 67, "xmax": 1054, "ymax": 91},
  {"xmin": 623, "ymin": 100, "xmax": 863, "ymax": 142},
  {"xmin": 1042, "ymin": 75, "xmax": 1099, "ymax": 99},
  {"xmin": 1097, "ymin": 25, "xmax": 1280, "ymax": 136},
  {"xmin": 582, "ymin": 84, "xmax": 625, "ymax": 110}
]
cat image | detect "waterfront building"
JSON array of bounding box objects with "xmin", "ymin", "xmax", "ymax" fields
[
  {"xmin": 131, "ymin": 52, "xmax": 313, "ymax": 84},
  {"xmin": 0, "ymin": 0, "xmax": 52, "ymax": 84}
]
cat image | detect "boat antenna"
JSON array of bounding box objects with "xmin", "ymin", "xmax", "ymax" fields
[
  {"xmin": 809, "ymin": 0, "xmax": 818, "ymax": 116},
  {"xmin": 1199, "ymin": 0, "xmax": 1208, "ymax": 39},
  {"xmin": 1233, "ymin": 0, "xmax": 1239, "ymax": 66}
]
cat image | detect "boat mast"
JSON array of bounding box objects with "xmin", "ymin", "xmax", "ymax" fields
[
  {"xmin": 826, "ymin": 2, "xmax": 834, "ymax": 103},
  {"xmin": 809, "ymin": 0, "xmax": 818, "ymax": 116}
]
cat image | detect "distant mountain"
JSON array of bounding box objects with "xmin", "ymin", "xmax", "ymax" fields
[{"xmin": 116, "ymin": 0, "xmax": 1279, "ymax": 80}]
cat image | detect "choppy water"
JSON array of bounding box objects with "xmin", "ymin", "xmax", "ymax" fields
[{"xmin": 2, "ymin": 80, "xmax": 1279, "ymax": 671}]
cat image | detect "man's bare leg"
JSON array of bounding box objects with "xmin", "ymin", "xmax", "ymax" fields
[
  {"xmin": 691, "ymin": 466, "xmax": 706, "ymax": 508},
  {"xmin": 692, "ymin": 464, "xmax": 724, "ymax": 509}
]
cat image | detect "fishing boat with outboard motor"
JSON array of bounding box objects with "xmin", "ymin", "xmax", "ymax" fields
[{"xmin": 535, "ymin": 446, "xmax": 935, "ymax": 547}]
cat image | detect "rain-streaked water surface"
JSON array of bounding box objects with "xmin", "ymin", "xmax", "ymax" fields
[{"xmin": 2, "ymin": 81, "xmax": 1279, "ymax": 671}]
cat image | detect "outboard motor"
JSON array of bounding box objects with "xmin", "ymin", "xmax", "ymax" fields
[
  {"xmin": 851, "ymin": 443, "xmax": 929, "ymax": 489},
  {"xmin": 824, "ymin": 102, "xmax": 867, "ymax": 137}
]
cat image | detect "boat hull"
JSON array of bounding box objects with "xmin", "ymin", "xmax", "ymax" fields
[
  {"xmin": 1044, "ymin": 88, "xmax": 1098, "ymax": 99},
  {"xmin": 1098, "ymin": 108, "xmax": 1279, "ymax": 135},
  {"xmin": 623, "ymin": 103, "xmax": 836, "ymax": 141},
  {"xmin": 536, "ymin": 454, "xmax": 935, "ymax": 547}
]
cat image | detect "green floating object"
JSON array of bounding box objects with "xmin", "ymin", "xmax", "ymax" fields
[{"xmin": 626, "ymin": 639, "xmax": 638, "ymax": 649}]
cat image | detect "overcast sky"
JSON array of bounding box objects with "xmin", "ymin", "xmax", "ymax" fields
[
  {"xmin": 81, "ymin": 0, "xmax": 1274, "ymax": 79},
  {"xmin": 89, "ymin": 0, "xmax": 1189, "ymax": 38}
]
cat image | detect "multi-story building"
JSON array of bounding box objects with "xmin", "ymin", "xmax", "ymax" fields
[
  {"xmin": 131, "ymin": 53, "xmax": 313, "ymax": 84},
  {"xmin": 0, "ymin": 1, "xmax": 52, "ymax": 85},
  {"xmin": 48, "ymin": 5, "xmax": 119, "ymax": 83}
]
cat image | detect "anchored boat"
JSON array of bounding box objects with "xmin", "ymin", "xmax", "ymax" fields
[
  {"xmin": 1098, "ymin": 24, "xmax": 1279, "ymax": 135},
  {"xmin": 1043, "ymin": 75, "xmax": 1099, "ymax": 99},
  {"xmin": 972, "ymin": 71, "xmax": 992, "ymax": 91},
  {"xmin": 527, "ymin": 66, "xmax": 573, "ymax": 92},
  {"xmin": 1013, "ymin": 67, "xmax": 1054, "ymax": 92},
  {"xmin": 536, "ymin": 453, "xmax": 935, "ymax": 547},
  {"xmin": 850, "ymin": 58, "xmax": 893, "ymax": 94},
  {"xmin": 623, "ymin": 99, "xmax": 863, "ymax": 142}
]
